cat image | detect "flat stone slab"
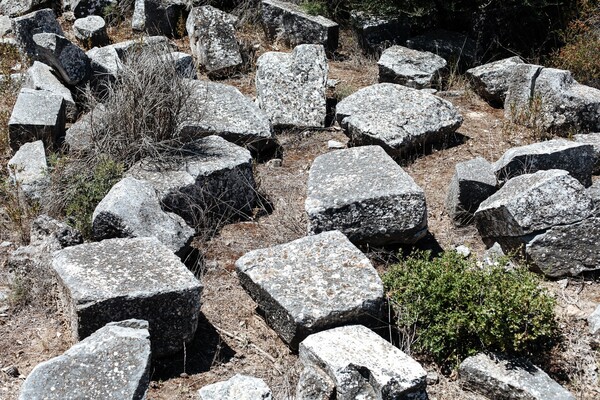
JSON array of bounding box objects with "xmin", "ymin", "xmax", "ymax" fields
[
  {"xmin": 297, "ymin": 325, "xmax": 427, "ymax": 400},
  {"xmin": 306, "ymin": 145, "xmax": 427, "ymax": 245},
  {"xmin": 493, "ymin": 138, "xmax": 595, "ymax": 187},
  {"xmin": 236, "ymin": 231, "xmax": 384, "ymax": 349},
  {"xmin": 51, "ymin": 237, "xmax": 203, "ymax": 356},
  {"xmin": 378, "ymin": 45, "xmax": 447, "ymax": 89},
  {"xmin": 256, "ymin": 44, "xmax": 328, "ymax": 128},
  {"xmin": 7, "ymin": 140, "xmax": 47, "ymax": 199},
  {"xmin": 460, "ymin": 353, "xmax": 575, "ymax": 400},
  {"xmin": 466, "ymin": 56, "xmax": 524, "ymax": 107},
  {"xmin": 198, "ymin": 374, "xmax": 272, "ymax": 400},
  {"xmin": 335, "ymin": 83, "xmax": 462, "ymax": 156},
  {"xmin": 19, "ymin": 320, "xmax": 151, "ymax": 400}
]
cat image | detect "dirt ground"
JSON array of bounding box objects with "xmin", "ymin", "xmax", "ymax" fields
[{"xmin": 1, "ymin": 14, "xmax": 599, "ymax": 400}]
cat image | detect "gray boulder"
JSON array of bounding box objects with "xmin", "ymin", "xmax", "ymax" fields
[
  {"xmin": 86, "ymin": 45, "xmax": 122, "ymax": 89},
  {"xmin": 460, "ymin": 353, "xmax": 575, "ymax": 400},
  {"xmin": 92, "ymin": 177, "xmax": 195, "ymax": 256},
  {"xmin": 18, "ymin": 320, "xmax": 151, "ymax": 400},
  {"xmin": 475, "ymin": 169, "xmax": 594, "ymax": 241},
  {"xmin": 24, "ymin": 61, "xmax": 77, "ymax": 121},
  {"xmin": 261, "ymin": 0, "xmax": 339, "ymax": 53},
  {"xmin": 466, "ymin": 56, "xmax": 524, "ymax": 107},
  {"xmin": 406, "ymin": 29, "xmax": 478, "ymax": 70},
  {"xmin": 7, "ymin": 140, "xmax": 47, "ymax": 199},
  {"xmin": 589, "ymin": 305, "xmax": 600, "ymax": 337},
  {"xmin": 335, "ymin": 83, "xmax": 463, "ymax": 156},
  {"xmin": 378, "ymin": 45, "xmax": 447, "ymax": 89},
  {"xmin": 126, "ymin": 136, "xmax": 257, "ymax": 228},
  {"xmin": 132, "ymin": 0, "xmax": 188, "ymax": 38},
  {"xmin": 0, "ymin": 0, "xmax": 48, "ymax": 18},
  {"xmin": 12, "ymin": 8, "xmax": 63, "ymax": 57},
  {"xmin": 236, "ymin": 231, "xmax": 384, "ymax": 349},
  {"xmin": 51, "ymin": 237, "xmax": 203, "ymax": 356},
  {"xmin": 8, "ymin": 88, "xmax": 65, "ymax": 151},
  {"xmin": 64, "ymin": 104, "xmax": 107, "ymax": 151},
  {"xmin": 33, "ymin": 33, "xmax": 91, "ymax": 86},
  {"xmin": 588, "ymin": 180, "xmax": 600, "ymax": 210},
  {"xmin": 198, "ymin": 374, "xmax": 272, "ymax": 400},
  {"xmin": 66, "ymin": 0, "xmax": 115, "ymax": 18},
  {"xmin": 73, "ymin": 15, "xmax": 109, "ymax": 47},
  {"xmin": 446, "ymin": 157, "xmax": 497, "ymax": 225},
  {"xmin": 162, "ymin": 51, "xmax": 196, "ymax": 78},
  {"xmin": 493, "ymin": 139, "xmax": 595, "ymax": 187},
  {"xmin": 186, "ymin": 5, "xmax": 242, "ymax": 77},
  {"xmin": 505, "ymin": 65, "xmax": 600, "ymax": 133},
  {"xmin": 573, "ymin": 132, "xmax": 600, "ymax": 174},
  {"xmin": 350, "ymin": 10, "xmax": 410, "ymax": 55},
  {"xmin": 256, "ymin": 44, "xmax": 328, "ymax": 128},
  {"xmin": 305, "ymin": 145, "xmax": 427, "ymax": 245},
  {"xmin": 297, "ymin": 325, "xmax": 427, "ymax": 400}
]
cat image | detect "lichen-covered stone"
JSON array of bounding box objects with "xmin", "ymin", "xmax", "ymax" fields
[
  {"xmin": 0, "ymin": 0, "xmax": 48, "ymax": 18},
  {"xmin": 256, "ymin": 44, "xmax": 328, "ymax": 128},
  {"xmin": 335, "ymin": 83, "xmax": 463, "ymax": 156},
  {"xmin": 236, "ymin": 231, "xmax": 384, "ymax": 349},
  {"xmin": 466, "ymin": 56, "xmax": 524, "ymax": 107},
  {"xmin": 12, "ymin": 8, "xmax": 63, "ymax": 57},
  {"xmin": 64, "ymin": 104, "xmax": 107, "ymax": 151},
  {"xmin": 574, "ymin": 132, "xmax": 600, "ymax": 174},
  {"xmin": 73, "ymin": 15, "xmax": 109, "ymax": 47},
  {"xmin": 378, "ymin": 45, "xmax": 447, "ymax": 89},
  {"xmin": 24, "ymin": 61, "xmax": 76, "ymax": 121},
  {"xmin": 132, "ymin": 0, "xmax": 188, "ymax": 38},
  {"xmin": 297, "ymin": 325, "xmax": 427, "ymax": 400},
  {"xmin": 51, "ymin": 237, "xmax": 203, "ymax": 356},
  {"xmin": 350, "ymin": 11, "xmax": 409, "ymax": 55},
  {"xmin": 306, "ymin": 145, "xmax": 427, "ymax": 245},
  {"xmin": 33, "ymin": 33, "xmax": 91, "ymax": 86},
  {"xmin": 7, "ymin": 140, "xmax": 47, "ymax": 199},
  {"xmin": 198, "ymin": 374, "xmax": 272, "ymax": 400},
  {"xmin": 19, "ymin": 320, "xmax": 151, "ymax": 400}
]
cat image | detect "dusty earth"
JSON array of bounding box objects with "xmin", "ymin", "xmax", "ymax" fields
[{"xmin": 1, "ymin": 12, "xmax": 599, "ymax": 400}]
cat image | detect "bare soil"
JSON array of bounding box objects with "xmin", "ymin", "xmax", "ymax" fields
[{"xmin": 0, "ymin": 16, "xmax": 599, "ymax": 400}]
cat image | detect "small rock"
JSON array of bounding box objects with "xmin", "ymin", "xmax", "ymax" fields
[
  {"xmin": 198, "ymin": 374, "xmax": 272, "ymax": 400},
  {"xmin": 73, "ymin": 15, "xmax": 109, "ymax": 47},
  {"xmin": 589, "ymin": 305, "xmax": 600, "ymax": 337},
  {"xmin": 266, "ymin": 158, "xmax": 282, "ymax": 167},
  {"xmin": 466, "ymin": 56, "xmax": 524, "ymax": 107},
  {"xmin": 327, "ymin": 139, "xmax": 344, "ymax": 149},
  {"xmin": 455, "ymin": 245, "xmax": 471, "ymax": 258},
  {"xmin": 426, "ymin": 371, "xmax": 440, "ymax": 385},
  {"xmin": 2, "ymin": 366, "xmax": 19, "ymax": 378}
]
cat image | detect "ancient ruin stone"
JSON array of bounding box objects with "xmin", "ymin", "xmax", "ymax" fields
[
  {"xmin": 350, "ymin": 11, "xmax": 409, "ymax": 55},
  {"xmin": 466, "ymin": 56, "xmax": 524, "ymax": 107},
  {"xmin": 406, "ymin": 29, "xmax": 478, "ymax": 70},
  {"xmin": 33, "ymin": 33, "xmax": 91, "ymax": 85},
  {"xmin": 7, "ymin": 140, "xmax": 47, "ymax": 199},
  {"xmin": 132, "ymin": 0, "xmax": 188, "ymax": 38},
  {"xmin": 24, "ymin": 61, "xmax": 76, "ymax": 121},
  {"xmin": 73, "ymin": 15, "xmax": 109, "ymax": 47},
  {"xmin": 574, "ymin": 132, "xmax": 600, "ymax": 174},
  {"xmin": 0, "ymin": 0, "xmax": 49, "ymax": 17},
  {"xmin": 236, "ymin": 231, "xmax": 384, "ymax": 349},
  {"xmin": 12, "ymin": 8, "xmax": 63, "ymax": 57},
  {"xmin": 378, "ymin": 45, "xmax": 447, "ymax": 89},
  {"xmin": 198, "ymin": 374, "xmax": 272, "ymax": 400},
  {"xmin": 66, "ymin": 0, "xmax": 114, "ymax": 18},
  {"xmin": 64, "ymin": 104, "xmax": 107, "ymax": 151},
  {"xmin": 306, "ymin": 146, "xmax": 427, "ymax": 245}
]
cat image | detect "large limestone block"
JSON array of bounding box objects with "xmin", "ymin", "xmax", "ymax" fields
[
  {"xmin": 297, "ymin": 325, "xmax": 427, "ymax": 400},
  {"xmin": 51, "ymin": 237, "xmax": 203, "ymax": 356},
  {"xmin": 186, "ymin": 5, "xmax": 242, "ymax": 76},
  {"xmin": 350, "ymin": 11, "xmax": 409, "ymax": 55},
  {"xmin": 378, "ymin": 45, "xmax": 447, "ymax": 89},
  {"xmin": 493, "ymin": 138, "xmax": 595, "ymax": 187},
  {"xmin": 8, "ymin": 87, "xmax": 65, "ymax": 150},
  {"xmin": 306, "ymin": 145, "xmax": 427, "ymax": 245},
  {"xmin": 0, "ymin": 0, "xmax": 49, "ymax": 17},
  {"xmin": 573, "ymin": 132, "xmax": 600, "ymax": 174},
  {"xmin": 33, "ymin": 33, "xmax": 91, "ymax": 86},
  {"xmin": 335, "ymin": 83, "xmax": 462, "ymax": 156},
  {"xmin": 460, "ymin": 353, "xmax": 575, "ymax": 400},
  {"xmin": 126, "ymin": 136, "xmax": 257, "ymax": 227},
  {"xmin": 12, "ymin": 8, "xmax": 63, "ymax": 57},
  {"xmin": 475, "ymin": 169, "xmax": 593, "ymax": 241},
  {"xmin": 19, "ymin": 320, "xmax": 151, "ymax": 400},
  {"xmin": 236, "ymin": 231, "xmax": 384, "ymax": 349},
  {"xmin": 132, "ymin": 0, "xmax": 188, "ymax": 38},
  {"xmin": 24, "ymin": 61, "xmax": 77, "ymax": 121},
  {"xmin": 198, "ymin": 374, "xmax": 272, "ymax": 400},
  {"xmin": 256, "ymin": 44, "xmax": 328, "ymax": 128},
  {"xmin": 466, "ymin": 56, "xmax": 524, "ymax": 107},
  {"xmin": 261, "ymin": 0, "xmax": 339, "ymax": 53},
  {"xmin": 7, "ymin": 140, "xmax": 47, "ymax": 199},
  {"xmin": 73, "ymin": 15, "xmax": 109, "ymax": 47},
  {"xmin": 92, "ymin": 177, "xmax": 195, "ymax": 256}
]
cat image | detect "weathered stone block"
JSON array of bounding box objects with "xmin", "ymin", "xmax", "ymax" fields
[
  {"xmin": 73, "ymin": 15, "xmax": 109, "ymax": 47},
  {"xmin": 350, "ymin": 11, "xmax": 410, "ymax": 55},
  {"xmin": 7, "ymin": 140, "xmax": 47, "ymax": 199},
  {"xmin": 24, "ymin": 61, "xmax": 77, "ymax": 121},
  {"xmin": 12, "ymin": 8, "xmax": 63, "ymax": 57},
  {"xmin": 466, "ymin": 56, "xmax": 524, "ymax": 107},
  {"xmin": 33, "ymin": 33, "xmax": 91, "ymax": 85},
  {"xmin": 378, "ymin": 45, "xmax": 447, "ymax": 89}
]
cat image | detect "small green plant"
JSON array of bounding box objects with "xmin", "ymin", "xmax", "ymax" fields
[
  {"xmin": 383, "ymin": 250, "xmax": 558, "ymax": 367},
  {"xmin": 300, "ymin": 1, "xmax": 328, "ymax": 16}
]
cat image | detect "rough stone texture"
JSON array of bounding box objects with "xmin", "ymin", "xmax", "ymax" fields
[
  {"xmin": 297, "ymin": 325, "xmax": 427, "ymax": 400},
  {"xmin": 66, "ymin": 0, "xmax": 115, "ymax": 18},
  {"xmin": 92, "ymin": 177, "xmax": 195, "ymax": 255},
  {"xmin": 236, "ymin": 231, "xmax": 384, "ymax": 349},
  {"xmin": 24, "ymin": 61, "xmax": 77, "ymax": 121},
  {"xmin": 256, "ymin": 44, "xmax": 328, "ymax": 128},
  {"xmin": 73, "ymin": 15, "xmax": 109, "ymax": 47},
  {"xmin": 109, "ymin": 35, "xmax": 174, "ymax": 59},
  {"xmin": 0, "ymin": 15, "xmax": 12, "ymax": 36},
  {"xmin": 178, "ymin": 80, "xmax": 274, "ymax": 152},
  {"xmin": 589, "ymin": 305, "xmax": 600, "ymax": 337},
  {"xmin": 475, "ymin": 169, "xmax": 594, "ymax": 241},
  {"xmin": 406, "ymin": 29, "xmax": 478, "ymax": 70},
  {"xmin": 466, "ymin": 56, "xmax": 524, "ymax": 107},
  {"xmin": 12, "ymin": 8, "xmax": 63, "ymax": 57},
  {"xmin": 446, "ymin": 157, "xmax": 497, "ymax": 226},
  {"xmin": 8, "ymin": 87, "xmax": 65, "ymax": 151},
  {"xmin": 7, "ymin": 140, "xmax": 47, "ymax": 199},
  {"xmin": 574, "ymin": 132, "xmax": 600, "ymax": 174},
  {"xmin": 186, "ymin": 5, "xmax": 242, "ymax": 76},
  {"xmin": 0, "ymin": 0, "xmax": 48, "ymax": 18},
  {"xmin": 51, "ymin": 237, "xmax": 203, "ymax": 356},
  {"xmin": 335, "ymin": 83, "xmax": 463, "ymax": 155},
  {"xmin": 198, "ymin": 374, "xmax": 272, "ymax": 400},
  {"xmin": 18, "ymin": 320, "xmax": 151, "ymax": 400},
  {"xmin": 28, "ymin": 215, "xmax": 83, "ymax": 250},
  {"xmin": 64, "ymin": 104, "xmax": 107, "ymax": 151},
  {"xmin": 505, "ymin": 65, "xmax": 600, "ymax": 133},
  {"xmin": 306, "ymin": 146, "xmax": 427, "ymax": 245},
  {"xmin": 127, "ymin": 136, "xmax": 256, "ymax": 228},
  {"xmin": 261, "ymin": 0, "xmax": 339, "ymax": 53},
  {"xmin": 350, "ymin": 10, "xmax": 410, "ymax": 55},
  {"xmin": 588, "ymin": 180, "xmax": 600, "ymax": 210},
  {"xmin": 86, "ymin": 45, "xmax": 122, "ymax": 88},
  {"xmin": 459, "ymin": 353, "xmax": 575, "ymax": 400},
  {"xmin": 493, "ymin": 138, "xmax": 595, "ymax": 187},
  {"xmin": 378, "ymin": 45, "xmax": 447, "ymax": 89},
  {"xmin": 162, "ymin": 51, "xmax": 196, "ymax": 78},
  {"xmin": 525, "ymin": 216, "xmax": 600, "ymax": 277},
  {"xmin": 132, "ymin": 0, "xmax": 188, "ymax": 38},
  {"xmin": 33, "ymin": 33, "xmax": 91, "ymax": 86}
]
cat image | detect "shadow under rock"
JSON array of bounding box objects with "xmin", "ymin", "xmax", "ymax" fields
[
  {"xmin": 397, "ymin": 131, "xmax": 471, "ymax": 166},
  {"xmin": 150, "ymin": 312, "xmax": 235, "ymax": 381}
]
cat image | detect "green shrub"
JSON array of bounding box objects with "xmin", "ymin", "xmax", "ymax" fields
[
  {"xmin": 300, "ymin": 1, "xmax": 329, "ymax": 16},
  {"xmin": 383, "ymin": 250, "xmax": 558, "ymax": 367}
]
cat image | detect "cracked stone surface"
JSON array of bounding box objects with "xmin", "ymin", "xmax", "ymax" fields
[{"xmin": 466, "ymin": 56, "xmax": 524, "ymax": 107}]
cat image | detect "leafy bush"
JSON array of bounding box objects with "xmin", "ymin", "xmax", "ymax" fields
[{"xmin": 383, "ymin": 250, "xmax": 558, "ymax": 367}]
